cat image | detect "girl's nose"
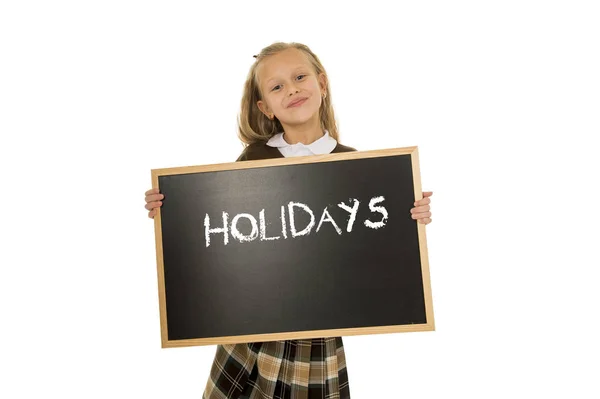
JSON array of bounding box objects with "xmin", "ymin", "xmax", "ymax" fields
[{"xmin": 288, "ymin": 88, "xmax": 299, "ymax": 96}]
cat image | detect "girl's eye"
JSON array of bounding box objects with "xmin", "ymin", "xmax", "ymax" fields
[{"xmin": 271, "ymin": 76, "xmax": 305, "ymax": 91}]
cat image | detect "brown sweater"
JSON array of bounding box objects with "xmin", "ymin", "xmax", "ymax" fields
[{"xmin": 236, "ymin": 140, "xmax": 357, "ymax": 161}]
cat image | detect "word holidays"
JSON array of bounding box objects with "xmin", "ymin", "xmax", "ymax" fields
[{"xmin": 204, "ymin": 196, "xmax": 388, "ymax": 247}]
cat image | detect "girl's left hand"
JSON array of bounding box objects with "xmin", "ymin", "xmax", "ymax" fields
[{"xmin": 411, "ymin": 191, "xmax": 433, "ymax": 225}]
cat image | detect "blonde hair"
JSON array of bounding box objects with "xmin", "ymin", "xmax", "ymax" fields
[{"xmin": 237, "ymin": 42, "xmax": 340, "ymax": 146}]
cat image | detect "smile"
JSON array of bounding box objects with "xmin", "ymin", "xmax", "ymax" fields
[{"xmin": 288, "ymin": 98, "xmax": 308, "ymax": 108}]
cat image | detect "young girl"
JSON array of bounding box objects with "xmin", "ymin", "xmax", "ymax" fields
[{"xmin": 144, "ymin": 42, "xmax": 433, "ymax": 399}]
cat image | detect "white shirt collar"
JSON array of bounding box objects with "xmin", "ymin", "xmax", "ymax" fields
[{"xmin": 266, "ymin": 130, "xmax": 337, "ymax": 155}]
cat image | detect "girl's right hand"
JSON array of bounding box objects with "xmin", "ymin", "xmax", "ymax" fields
[{"xmin": 145, "ymin": 188, "xmax": 164, "ymax": 219}]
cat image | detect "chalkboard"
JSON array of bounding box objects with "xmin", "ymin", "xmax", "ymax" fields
[{"xmin": 151, "ymin": 147, "xmax": 434, "ymax": 348}]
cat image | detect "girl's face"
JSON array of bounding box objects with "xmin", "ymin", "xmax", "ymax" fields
[{"xmin": 256, "ymin": 48, "xmax": 326, "ymax": 129}]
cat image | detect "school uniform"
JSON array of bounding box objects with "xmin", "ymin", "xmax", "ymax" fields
[{"xmin": 202, "ymin": 131, "xmax": 356, "ymax": 399}]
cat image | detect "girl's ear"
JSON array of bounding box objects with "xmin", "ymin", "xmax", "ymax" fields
[
  {"xmin": 318, "ymin": 73, "xmax": 328, "ymax": 93},
  {"xmin": 257, "ymin": 100, "xmax": 271, "ymax": 118},
  {"xmin": 257, "ymin": 100, "xmax": 267, "ymax": 115}
]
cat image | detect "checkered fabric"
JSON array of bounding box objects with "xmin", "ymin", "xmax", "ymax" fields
[{"xmin": 203, "ymin": 338, "xmax": 350, "ymax": 399}]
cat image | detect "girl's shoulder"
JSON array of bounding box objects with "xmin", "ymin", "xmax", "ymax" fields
[
  {"xmin": 332, "ymin": 143, "xmax": 357, "ymax": 153},
  {"xmin": 236, "ymin": 141, "xmax": 282, "ymax": 162}
]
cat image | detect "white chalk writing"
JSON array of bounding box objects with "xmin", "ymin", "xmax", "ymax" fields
[{"xmin": 203, "ymin": 196, "xmax": 388, "ymax": 247}]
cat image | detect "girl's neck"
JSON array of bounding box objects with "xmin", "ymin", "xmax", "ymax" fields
[{"xmin": 280, "ymin": 119, "xmax": 324, "ymax": 145}]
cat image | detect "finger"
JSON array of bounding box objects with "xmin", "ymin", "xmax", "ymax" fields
[
  {"xmin": 145, "ymin": 193, "xmax": 164, "ymax": 203},
  {"xmin": 418, "ymin": 217, "xmax": 432, "ymax": 225},
  {"xmin": 414, "ymin": 197, "xmax": 431, "ymax": 206},
  {"xmin": 410, "ymin": 205, "xmax": 431, "ymax": 214},
  {"xmin": 145, "ymin": 201, "xmax": 163, "ymax": 211},
  {"xmin": 423, "ymin": 191, "xmax": 433, "ymax": 197},
  {"xmin": 412, "ymin": 211, "xmax": 432, "ymax": 220},
  {"xmin": 148, "ymin": 209, "xmax": 157, "ymax": 219},
  {"xmin": 145, "ymin": 188, "xmax": 160, "ymax": 196}
]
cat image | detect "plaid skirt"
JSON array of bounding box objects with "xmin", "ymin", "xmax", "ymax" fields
[{"xmin": 203, "ymin": 337, "xmax": 350, "ymax": 399}]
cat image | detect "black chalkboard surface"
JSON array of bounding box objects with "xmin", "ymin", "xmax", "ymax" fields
[{"xmin": 151, "ymin": 147, "xmax": 434, "ymax": 348}]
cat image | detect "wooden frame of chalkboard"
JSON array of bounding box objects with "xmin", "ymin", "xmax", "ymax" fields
[{"xmin": 151, "ymin": 146, "xmax": 434, "ymax": 348}]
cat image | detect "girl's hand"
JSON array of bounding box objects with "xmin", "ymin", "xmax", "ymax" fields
[
  {"xmin": 411, "ymin": 191, "xmax": 433, "ymax": 225},
  {"xmin": 145, "ymin": 188, "xmax": 164, "ymax": 219}
]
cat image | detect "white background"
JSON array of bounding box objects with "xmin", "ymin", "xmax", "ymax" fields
[{"xmin": 1, "ymin": 1, "xmax": 599, "ymax": 398}]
